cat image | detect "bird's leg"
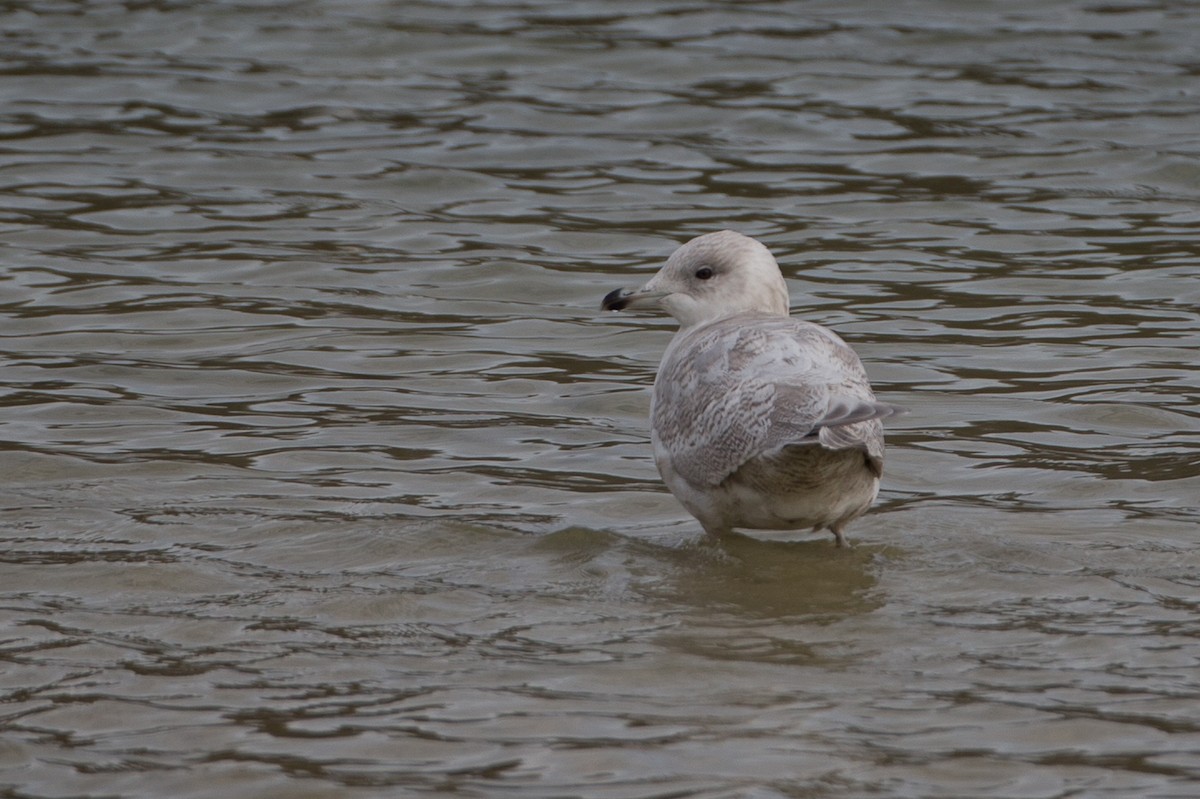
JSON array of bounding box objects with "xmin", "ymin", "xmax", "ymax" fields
[{"xmin": 829, "ymin": 524, "xmax": 851, "ymax": 549}]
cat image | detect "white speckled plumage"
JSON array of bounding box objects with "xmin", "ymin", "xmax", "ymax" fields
[{"xmin": 601, "ymin": 230, "xmax": 901, "ymax": 546}]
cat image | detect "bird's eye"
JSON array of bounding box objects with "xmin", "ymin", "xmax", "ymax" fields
[{"xmin": 695, "ymin": 266, "xmax": 715, "ymax": 280}]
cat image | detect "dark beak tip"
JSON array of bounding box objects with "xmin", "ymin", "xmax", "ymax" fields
[{"xmin": 601, "ymin": 287, "xmax": 630, "ymax": 312}]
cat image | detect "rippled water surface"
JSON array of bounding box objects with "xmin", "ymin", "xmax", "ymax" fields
[{"xmin": 3, "ymin": 1, "xmax": 1200, "ymax": 797}]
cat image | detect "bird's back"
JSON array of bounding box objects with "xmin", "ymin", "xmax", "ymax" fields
[{"xmin": 649, "ymin": 312, "xmax": 889, "ymax": 536}]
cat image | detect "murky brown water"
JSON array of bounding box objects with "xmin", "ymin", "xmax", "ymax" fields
[{"xmin": 3, "ymin": 1, "xmax": 1200, "ymax": 797}]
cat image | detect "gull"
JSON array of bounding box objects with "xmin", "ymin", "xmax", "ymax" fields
[{"xmin": 601, "ymin": 230, "xmax": 903, "ymax": 547}]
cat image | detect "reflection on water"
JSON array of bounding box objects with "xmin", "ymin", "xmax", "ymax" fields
[
  {"xmin": 663, "ymin": 536, "xmax": 884, "ymax": 619},
  {"xmin": 2, "ymin": 0, "xmax": 1200, "ymax": 796}
]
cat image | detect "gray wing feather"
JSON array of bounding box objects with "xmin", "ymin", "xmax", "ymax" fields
[{"xmin": 652, "ymin": 314, "xmax": 894, "ymax": 487}]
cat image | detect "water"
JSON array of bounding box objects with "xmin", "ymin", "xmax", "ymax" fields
[{"xmin": 2, "ymin": 1, "xmax": 1199, "ymax": 796}]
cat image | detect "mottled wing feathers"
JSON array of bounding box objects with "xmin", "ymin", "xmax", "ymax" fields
[
  {"xmin": 651, "ymin": 340, "xmax": 773, "ymax": 488},
  {"xmin": 652, "ymin": 313, "xmax": 887, "ymax": 487}
]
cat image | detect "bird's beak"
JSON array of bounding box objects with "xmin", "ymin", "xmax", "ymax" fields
[{"xmin": 601, "ymin": 285, "xmax": 669, "ymax": 312}]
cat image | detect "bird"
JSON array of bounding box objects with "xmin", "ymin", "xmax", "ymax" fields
[{"xmin": 601, "ymin": 230, "xmax": 903, "ymax": 547}]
